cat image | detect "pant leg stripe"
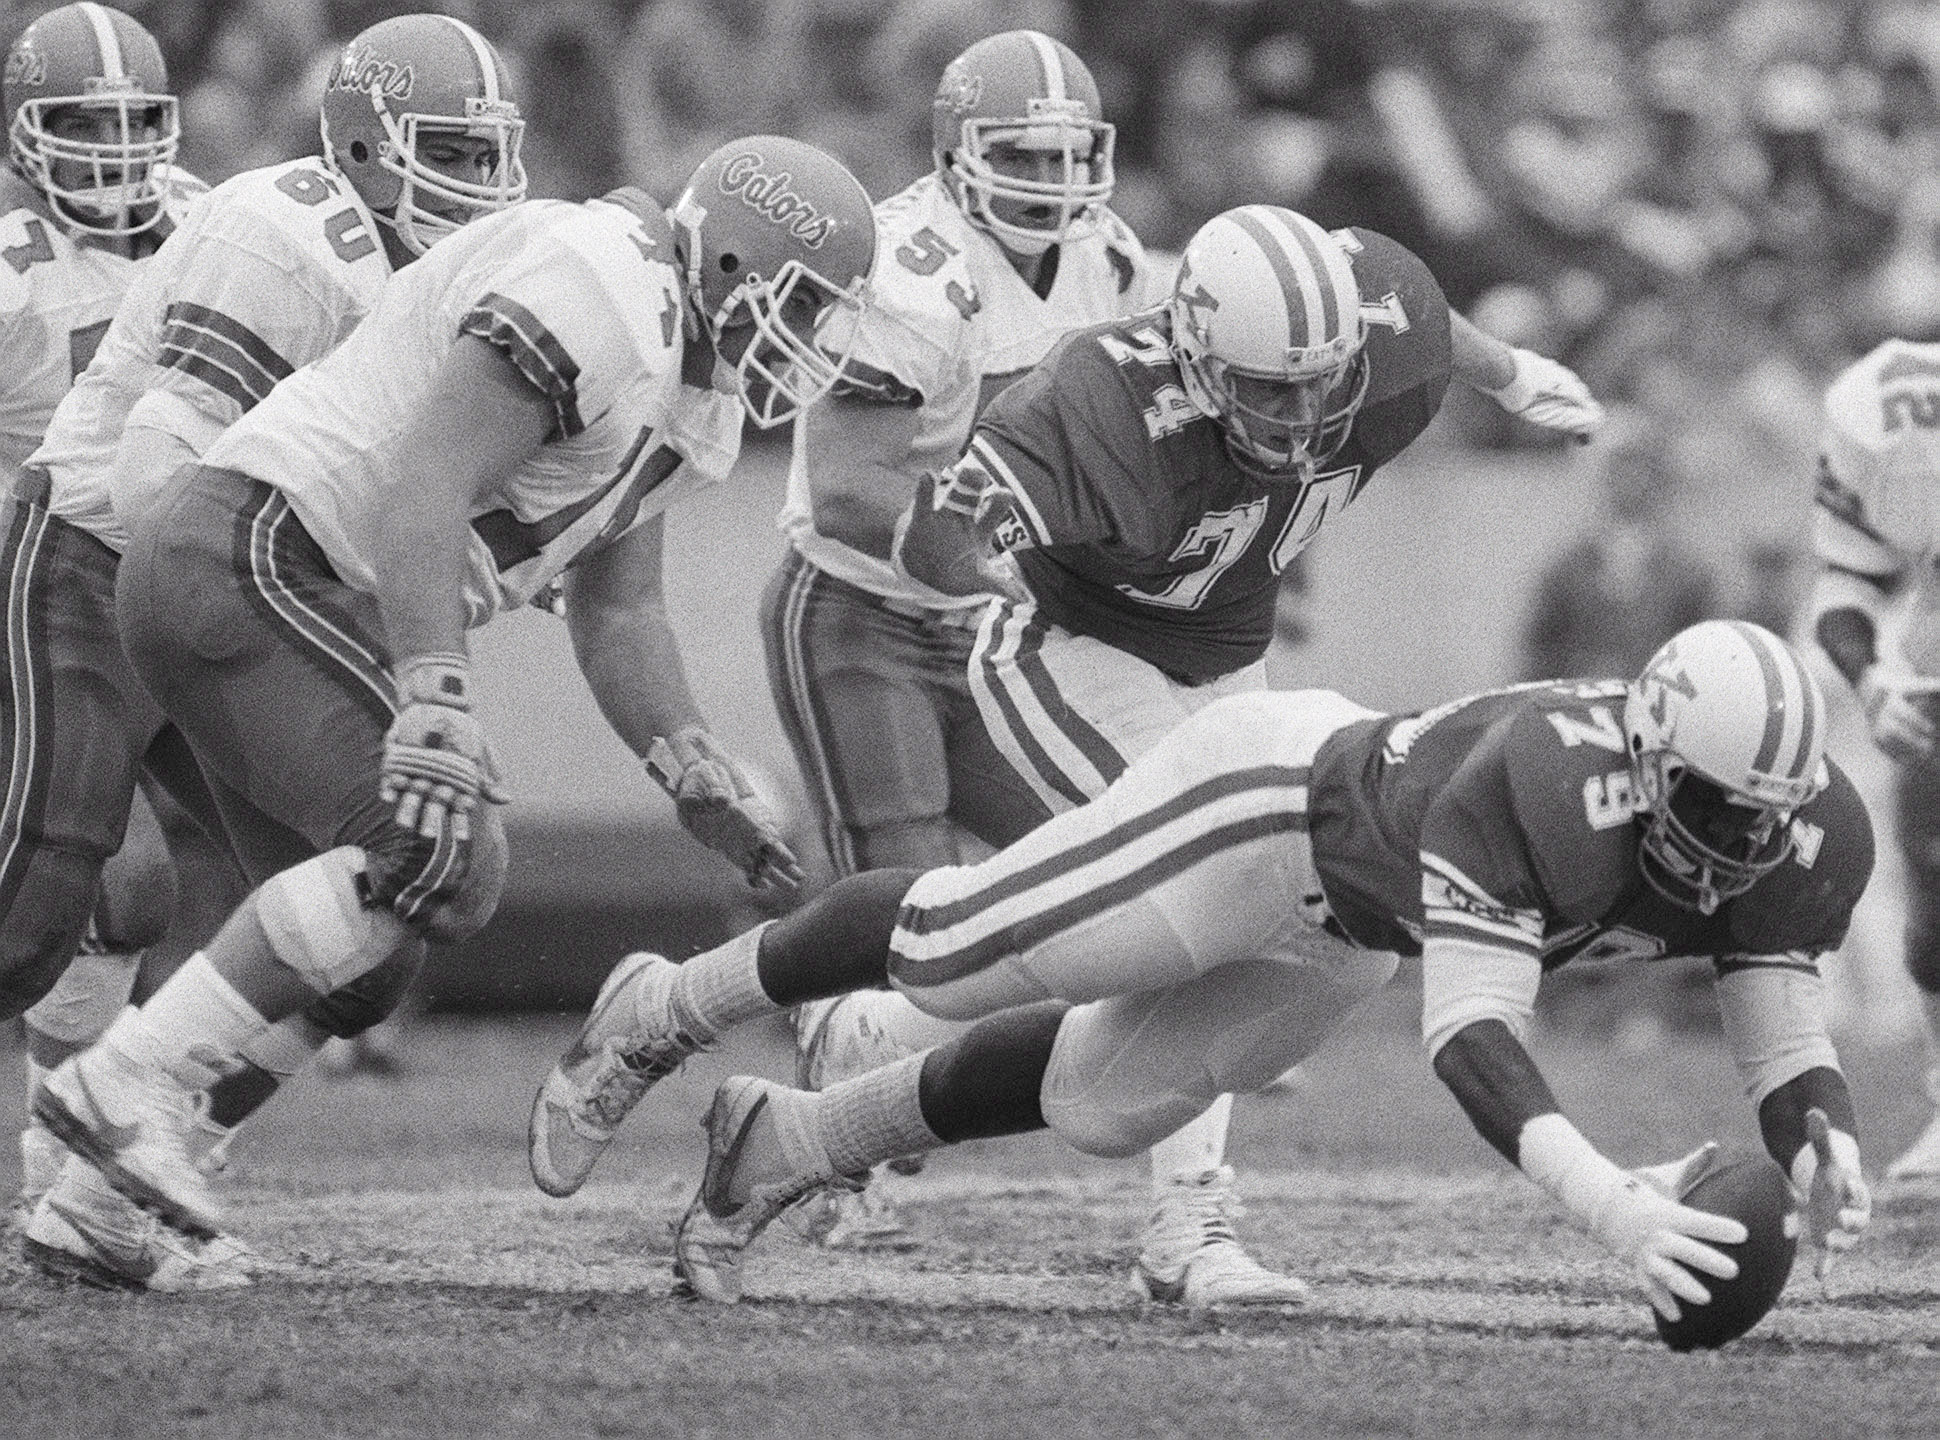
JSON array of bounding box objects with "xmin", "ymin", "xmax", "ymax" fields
[
  {"xmin": 890, "ymin": 806, "xmax": 1306, "ymax": 990},
  {"xmin": 774, "ymin": 552, "xmax": 857, "ymax": 875},
  {"xmin": 969, "ymin": 601, "xmax": 1096, "ymax": 811},
  {"xmin": 1010, "ymin": 614, "xmax": 1127, "ymax": 789},
  {"xmin": 0, "ymin": 501, "xmax": 57, "ymax": 911}
]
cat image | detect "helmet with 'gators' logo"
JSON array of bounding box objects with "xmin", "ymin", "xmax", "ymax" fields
[
  {"xmin": 3, "ymin": 2, "xmax": 177, "ymax": 236},
  {"xmin": 671, "ymin": 135, "xmax": 876, "ymax": 430},
  {"xmin": 931, "ymin": 29, "xmax": 1114, "ymax": 254},
  {"xmin": 1624, "ymin": 620, "xmax": 1830, "ymax": 914},
  {"xmin": 319, "ymin": 12, "xmax": 526, "ymax": 256},
  {"xmin": 1170, "ymin": 205, "xmax": 1369, "ymax": 477}
]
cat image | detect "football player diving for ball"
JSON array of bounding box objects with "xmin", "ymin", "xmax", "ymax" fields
[
  {"xmin": 536, "ymin": 620, "xmax": 1872, "ymax": 1315},
  {"xmin": 4, "ymin": 12, "xmax": 532, "ymax": 1291},
  {"xmin": 750, "ymin": 29, "xmax": 1605, "ymax": 1299},
  {"xmin": 1809, "ymin": 336, "xmax": 1940, "ymax": 1189},
  {"xmin": 29, "ymin": 133, "xmax": 877, "ymax": 1263}
]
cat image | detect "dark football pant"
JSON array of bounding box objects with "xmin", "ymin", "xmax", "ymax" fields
[
  {"xmin": 1898, "ymin": 757, "xmax": 1940, "ymax": 994},
  {"xmin": 760, "ymin": 547, "xmax": 1045, "ymax": 876}
]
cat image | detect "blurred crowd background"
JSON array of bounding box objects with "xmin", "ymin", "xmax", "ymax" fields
[{"xmin": 14, "ymin": 0, "xmax": 1933, "ymax": 1029}]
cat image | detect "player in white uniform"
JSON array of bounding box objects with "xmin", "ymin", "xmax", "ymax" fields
[
  {"xmin": 9, "ymin": 12, "xmax": 530, "ymax": 1291},
  {"xmin": 33, "ymin": 134, "xmax": 878, "ymax": 1257},
  {"xmin": 0, "ymin": 0, "xmax": 200, "ymax": 1227},
  {"xmin": 1808, "ymin": 337, "xmax": 1940, "ymax": 1187}
]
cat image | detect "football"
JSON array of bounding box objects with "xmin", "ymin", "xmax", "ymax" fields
[{"xmin": 1652, "ymin": 1151, "xmax": 1800, "ymax": 1352}]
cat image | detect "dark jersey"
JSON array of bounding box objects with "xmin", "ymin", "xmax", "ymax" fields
[
  {"xmin": 964, "ymin": 227, "xmax": 1452, "ymax": 682},
  {"xmin": 1306, "ymin": 680, "xmax": 1875, "ymax": 965}
]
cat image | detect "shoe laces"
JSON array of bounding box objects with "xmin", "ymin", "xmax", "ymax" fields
[{"xmin": 1153, "ymin": 1167, "xmax": 1245, "ymax": 1251}]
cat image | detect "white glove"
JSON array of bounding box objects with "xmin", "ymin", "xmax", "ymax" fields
[
  {"xmin": 380, "ymin": 655, "xmax": 508, "ymax": 846},
  {"xmin": 646, "ymin": 727, "xmax": 804, "ymax": 894},
  {"xmin": 1790, "ymin": 1108, "xmax": 1870, "ymax": 1283},
  {"xmin": 1856, "ymin": 661, "xmax": 1940, "ymax": 764},
  {"xmin": 1521, "ymin": 1115, "xmax": 1745, "ymax": 1321},
  {"xmin": 1482, "ymin": 348, "xmax": 1606, "ymax": 441},
  {"xmin": 1631, "ymin": 1140, "xmax": 1722, "ymax": 1200}
]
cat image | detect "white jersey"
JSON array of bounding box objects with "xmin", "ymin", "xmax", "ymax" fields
[
  {"xmin": 0, "ymin": 166, "xmax": 205, "ymax": 480},
  {"xmin": 1813, "ymin": 339, "xmax": 1940, "ymax": 664},
  {"xmin": 32, "ymin": 158, "xmax": 391, "ymax": 551},
  {"xmin": 781, "ymin": 174, "xmax": 1168, "ymax": 606},
  {"xmin": 203, "ymin": 196, "xmax": 744, "ymax": 623}
]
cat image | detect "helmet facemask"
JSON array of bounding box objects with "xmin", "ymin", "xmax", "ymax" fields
[
  {"xmin": 705, "ymin": 257, "xmax": 867, "ymax": 429},
  {"xmin": 945, "ymin": 101, "xmax": 1114, "ymax": 252},
  {"xmin": 1175, "ymin": 329, "xmax": 1369, "ymax": 477},
  {"xmin": 348, "ymin": 94, "xmax": 526, "ymax": 255},
  {"xmin": 10, "ymin": 88, "xmax": 177, "ymax": 236},
  {"xmin": 1630, "ymin": 752, "xmax": 1808, "ymax": 915}
]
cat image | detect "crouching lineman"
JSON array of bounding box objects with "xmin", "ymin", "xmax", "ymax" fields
[
  {"xmin": 533, "ymin": 620, "xmax": 1872, "ymax": 1311},
  {"xmin": 30, "ymin": 134, "xmax": 877, "ymax": 1255},
  {"xmin": 8, "ymin": 12, "xmax": 533, "ymax": 1289},
  {"xmin": 1807, "ymin": 335, "xmax": 1940, "ymax": 1189}
]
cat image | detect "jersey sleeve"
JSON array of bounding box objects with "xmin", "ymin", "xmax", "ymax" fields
[
  {"xmin": 1814, "ymin": 349, "xmax": 1908, "ymax": 580},
  {"xmin": 457, "ymin": 211, "xmax": 681, "ymax": 442},
  {"xmin": 145, "ymin": 195, "xmax": 360, "ymax": 431},
  {"xmin": 1416, "ymin": 732, "xmax": 1550, "ymax": 964},
  {"xmin": 1336, "ymin": 228, "xmax": 1453, "ymax": 467},
  {"xmin": 947, "ymin": 332, "xmax": 1154, "ymax": 552}
]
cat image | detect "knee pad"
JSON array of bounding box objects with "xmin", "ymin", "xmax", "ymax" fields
[
  {"xmin": 255, "ymin": 846, "xmax": 410, "ymax": 993},
  {"xmin": 303, "ymin": 937, "xmax": 427, "ymax": 1038}
]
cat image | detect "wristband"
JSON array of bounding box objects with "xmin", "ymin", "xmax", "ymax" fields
[{"xmin": 395, "ymin": 653, "xmax": 473, "ymax": 710}]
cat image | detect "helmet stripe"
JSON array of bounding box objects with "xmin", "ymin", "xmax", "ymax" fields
[
  {"xmin": 77, "ymin": 3, "xmax": 124, "ymax": 80},
  {"xmin": 440, "ymin": 14, "xmax": 501, "ymax": 105},
  {"xmin": 1021, "ymin": 31, "xmax": 1066, "ymax": 102},
  {"xmin": 1729, "ymin": 620, "xmax": 1818, "ymax": 782},
  {"xmin": 1230, "ymin": 206, "xmax": 1337, "ymax": 358}
]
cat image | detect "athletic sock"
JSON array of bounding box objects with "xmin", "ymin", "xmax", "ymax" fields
[
  {"xmin": 817, "ymin": 1053, "xmax": 941, "ymax": 1177},
  {"xmin": 1149, "ymin": 1094, "xmax": 1234, "ymax": 1192},
  {"xmin": 102, "ymin": 953, "xmax": 269, "ymax": 1092},
  {"xmin": 669, "ymin": 922, "xmax": 779, "ymax": 1041}
]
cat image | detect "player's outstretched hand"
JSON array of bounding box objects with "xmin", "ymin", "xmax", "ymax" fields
[
  {"xmin": 646, "ymin": 727, "xmax": 805, "ymax": 894},
  {"xmin": 1791, "ymin": 1107, "xmax": 1871, "ymax": 1284},
  {"xmin": 1589, "ymin": 1170, "xmax": 1748, "ymax": 1321},
  {"xmin": 380, "ymin": 657, "xmax": 508, "ymax": 850},
  {"xmin": 1857, "ymin": 663, "xmax": 1940, "ymax": 764},
  {"xmin": 1484, "ymin": 348, "xmax": 1606, "ymax": 442}
]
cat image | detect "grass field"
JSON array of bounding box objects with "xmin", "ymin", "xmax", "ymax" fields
[{"xmin": 4, "ymin": 979, "xmax": 1938, "ymax": 1440}]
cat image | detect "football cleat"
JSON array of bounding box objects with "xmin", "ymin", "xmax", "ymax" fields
[
  {"xmin": 17, "ymin": 1113, "xmax": 68, "ymax": 1222},
  {"xmin": 34, "ymin": 1044, "xmax": 222, "ymax": 1239},
  {"xmin": 1883, "ymin": 1110, "xmax": 1940, "ymax": 1188},
  {"xmin": 1133, "ymin": 1166, "xmax": 1311, "ymax": 1308},
  {"xmin": 22, "ymin": 1158, "xmax": 253, "ymax": 1293},
  {"xmin": 528, "ymin": 952, "xmax": 706, "ymax": 1197},
  {"xmin": 673, "ymin": 1075, "xmax": 860, "ymax": 1303},
  {"xmin": 778, "ymin": 1180, "xmax": 917, "ymax": 1252}
]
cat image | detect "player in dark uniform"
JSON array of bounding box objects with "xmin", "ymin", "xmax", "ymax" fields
[{"xmin": 526, "ymin": 619, "xmax": 1874, "ymax": 1311}]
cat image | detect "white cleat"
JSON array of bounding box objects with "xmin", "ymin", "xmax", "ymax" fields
[
  {"xmin": 1884, "ymin": 1110, "xmax": 1940, "ymax": 1190},
  {"xmin": 779, "ymin": 1180, "xmax": 916, "ymax": 1252},
  {"xmin": 12, "ymin": 1114, "xmax": 68, "ymax": 1233},
  {"xmin": 22, "ymin": 1158, "xmax": 253, "ymax": 1293},
  {"xmin": 673, "ymin": 1075, "xmax": 858, "ymax": 1303},
  {"xmin": 34, "ymin": 1045, "xmax": 222, "ymax": 1240},
  {"xmin": 1132, "ymin": 1165, "xmax": 1311, "ymax": 1308},
  {"xmin": 528, "ymin": 953, "xmax": 706, "ymax": 1197}
]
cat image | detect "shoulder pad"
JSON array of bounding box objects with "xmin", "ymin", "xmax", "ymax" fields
[{"xmin": 595, "ymin": 186, "xmax": 678, "ymax": 259}]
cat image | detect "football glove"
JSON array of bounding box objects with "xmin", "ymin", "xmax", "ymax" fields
[
  {"xmin": 646, "ymin": 727, "xmax": 804, "ymax": 894},
  {"xmin": 1482, "ymin": 348, "xmax": 1606, "ymax": 442},
  {"xmin": 1631, "ymin": 1140, "xmax": 1723, "ymax": 1200},
  {"xmin": 1856, "ymin": 661, "xmax": 1940, "ymax": 764},
  {"xmin": 380, "ymin": 655, "xmax": 507, "ymax": 846},
  {"xmin": 1790, "ymin": 1107, "xmax": 1870, "ymax": 1284}
]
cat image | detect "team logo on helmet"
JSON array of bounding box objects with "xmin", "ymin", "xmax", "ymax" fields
[
  {"xmin": 935, "ymin": 65, "xmax": 983, "ymax": 116},
  {"xmin": 4, "ymin": 45, "xmax": 46, "ymax": 87},
  {"xmin": 719, "ymin": 151, "xmax": 834, "ymax": 249},
  {"xmin": 328, "ymin": 44, "xmax": 415, "ymax": 103}
]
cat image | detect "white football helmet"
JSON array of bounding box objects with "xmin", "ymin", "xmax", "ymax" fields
[
  {"xmin": 1624, "ymin": 620, "xmax": 1829, "ymax": 914},
  {"xmin": 931, "ymin": 29, "xmax": 1115, "ymax": 253},
  {"xmin": 1169, "ymin": 205, "xmax": 1369, "ymax": 476}
]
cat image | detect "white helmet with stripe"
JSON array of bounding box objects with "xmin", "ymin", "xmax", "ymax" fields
[
  {"xmin": 1169, "ymin": 205, "xmax": 1368, "ymax": 476},
  {"xmin": 932, "ymin": 29, "xmax": 1115, "ymax": 254},
  {"xmin": 319, "ymin": 12, "xmax": 525, "ymax": 256},
  {"xmin": 3, "ymin": 2, "xmax": 178, "ymax": 236},
  {"xmin": 1624, "ymin": 620, "xmax": 1830, "ymax": 914}
]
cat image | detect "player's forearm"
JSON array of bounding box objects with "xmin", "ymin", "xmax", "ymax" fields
[
  {"xmin": 1430, "ymin": 1019, "xmax": 1562, "ymax": 1163},
  {"xmin": 812, "ymin": 460, "xmax": 919, "ymax": 559},
  {"xmin": 371, "ymin": 487, "xmax": 473, "ymax": 664},
  {"xmin": 1449, "ymin": 312, "xmax": 1516, "ymax": 394},
  {"xmin": 1759, "ymin": 1066, "xmax": 1857, "ymax": 1174},
  {"xmin": 565, "ymin": 587, "xmax": 706, "ymax": 758}
]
